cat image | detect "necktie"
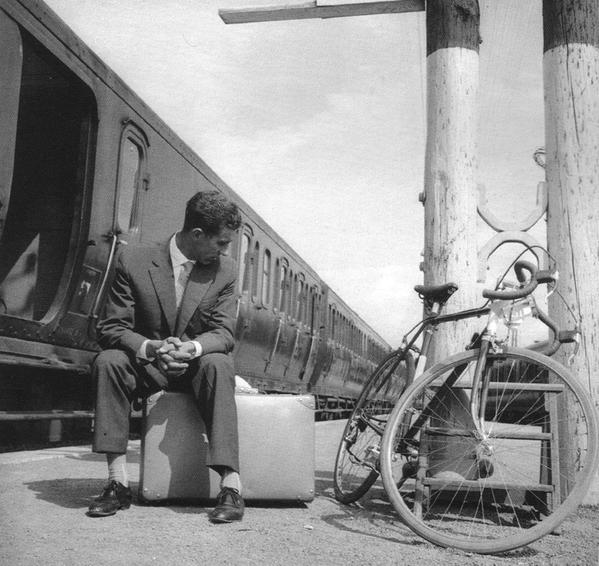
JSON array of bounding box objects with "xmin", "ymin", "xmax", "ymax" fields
[{"xmin": 176, "ymin": 261, "xmax": 194, "ymax": 308}]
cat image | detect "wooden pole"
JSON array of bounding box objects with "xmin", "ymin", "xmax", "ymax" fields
[
  {"xmin": 543, "ymin": 0, "xmax": 599, "ymax": 504},
  {"xmin": 423, "ymin": 0, "xmax": 480, "ymax": 362}
]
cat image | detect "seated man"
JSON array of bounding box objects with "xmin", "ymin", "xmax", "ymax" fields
[{"xmin": 88, "ymin": 190, "xmax": 244, "ymax": 523}]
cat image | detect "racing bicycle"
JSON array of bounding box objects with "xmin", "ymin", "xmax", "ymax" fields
[{"xmin": 333, "ymin": 255, "xmax": 598, "ymax": 554}]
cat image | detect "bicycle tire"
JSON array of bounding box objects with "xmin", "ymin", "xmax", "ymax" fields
[
  {"xmin": 379, "ymin": 346, "xmax": 599, "ymax": 554},
  {"xmin": 333, "ymin": 350, "xmax": 412, "ymax": 504}
]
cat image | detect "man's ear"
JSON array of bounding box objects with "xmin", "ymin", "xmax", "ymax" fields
[{"xmin": 191, "ymin": 228, "xmax": 204, "ymax": 239}]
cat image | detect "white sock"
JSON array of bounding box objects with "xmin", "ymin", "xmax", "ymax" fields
[
  {"xmin": 220, "ymin": 470, "xmax": 242, "ymax": 494},
  {"xmin": 106, "ymin": 453, "xmax": 128, "ymax": 487}
]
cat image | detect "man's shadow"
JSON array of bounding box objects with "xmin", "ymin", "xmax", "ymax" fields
[{"xmin": 23, "ymin": 478, "xmax": 139, "ymax": 510}]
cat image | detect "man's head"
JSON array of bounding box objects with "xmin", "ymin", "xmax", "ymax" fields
[{"xmin": 180, "ymin": 190, "xmax": 242, "ymax": 265}]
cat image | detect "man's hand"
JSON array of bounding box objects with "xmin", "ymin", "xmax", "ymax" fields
[
  {"xmin": 163, "ymin": 337, "xmax": 197, "ymax": 361},
  {"xmin": 145, "ymin": 339, "xmax": 173, "ymax": 361},
  {"xmin": 146, "ymin": 338, "xmax": 189, "ymax": 378}
]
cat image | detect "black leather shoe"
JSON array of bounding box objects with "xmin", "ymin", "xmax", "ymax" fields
[
  {"xmin": 87, "ymin": 481, "xmax": 132, "ymax": 517},
  {"xmin": 209, "ymin": 487, "xmax": 245, "ymax": 523}
]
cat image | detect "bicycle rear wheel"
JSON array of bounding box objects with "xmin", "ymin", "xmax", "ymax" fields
[
  {"xmin": 380, "ymin": 347, "xmax": 599, "ymax": 554},
  {"xmin": 333, "ymin": 350, "xmax": 412, "ymax": 504}
]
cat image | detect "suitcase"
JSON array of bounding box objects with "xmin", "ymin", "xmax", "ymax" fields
[{"xmin": 139, "ymin": 391, "xmax": 315, "ymax": 502}]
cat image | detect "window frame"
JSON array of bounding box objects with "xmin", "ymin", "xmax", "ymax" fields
[{"xmin": 114, "ymin": 120, "xmax": 149, "ymax": 243}]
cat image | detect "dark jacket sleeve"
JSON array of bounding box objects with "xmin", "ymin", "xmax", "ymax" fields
[{"xmin": 96, "ymin": 249, "xmax": 148, "ymax": 356}]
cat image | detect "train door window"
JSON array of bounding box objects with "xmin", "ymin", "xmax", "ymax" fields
[
  {"xmin": 296, "ymin": 278, "xmax": 304, "ymax": 321},
  {"xmin": 330, "ymin": 306, "xmax": 337, "ymax": 341},
  {"xmin": 115, "ymin": 123, "xmax": 148, "ymax": 242},
  {"xmin": 343, "ymin": 316, "xmax": 348, "ymax": 347},
  {"xmin": 293, "ymin": 274, "xmax": 301, "ymax": 321},
  {"xmin": 278, "ymin": 259, "xmax": 288, "ymax": 313},
  {"xmin": 261, "ymin": 249, "xmax": 272, "ymax": 306},
  {"xmin": 251, "ymin": 241, "xmax": 260, "ymax": 303},
  {"xmin": 309, "ymin": 286, "xmax": 320, "ymax": 332},
  {"xmin": 238, "ymin": 229, "xmax": 252, "ymax": 295},
  {"xmin": 0, "ymin": 21, "xmax": 96, "ymax": 321},
  {"xmin": 273, "ymin": 258, "xmax": 280, "ymax": 309}
]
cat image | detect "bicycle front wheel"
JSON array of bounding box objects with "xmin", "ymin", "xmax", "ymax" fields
[
  {"xmin": 333, "ymin": 350, "xmax": 412, "ymax": 504},
  {"xmin": 380, "ymin": 347, "xmax": 599, "ymax": 554}
]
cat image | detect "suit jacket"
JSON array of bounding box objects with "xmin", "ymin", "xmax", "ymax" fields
[{"xmin": 97, "ymin": 238, "xmax": 237, "ymax": 360}]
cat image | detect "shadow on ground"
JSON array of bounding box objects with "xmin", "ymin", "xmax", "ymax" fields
[{"xmin": 23, "ymin": 478, "xmax": 127, "ymax": 510}]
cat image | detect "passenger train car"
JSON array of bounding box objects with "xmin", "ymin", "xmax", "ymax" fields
[{"xmin": 0, "ymin": 0, "xmax": 392, "ymax": 447}]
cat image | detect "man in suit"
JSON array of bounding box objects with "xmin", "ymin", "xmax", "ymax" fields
[{"xmin": 87, "ymin": 190, "xmax": 244, "ymax": 523}]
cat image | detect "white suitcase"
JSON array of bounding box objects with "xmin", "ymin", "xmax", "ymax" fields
[{"xmin": 139, "ymin": 391, "xmax": 315, "ymax": 502}]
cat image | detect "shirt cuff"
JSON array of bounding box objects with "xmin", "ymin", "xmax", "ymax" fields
[
  {"xmin": 137, "ymin": 339, "xmax": 153, "ymax": 362},
  {"xmin": 191, "ymin": 340, "xmax": 203, "ymax": 358}
]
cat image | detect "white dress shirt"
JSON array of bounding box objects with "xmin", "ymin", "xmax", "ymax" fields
[{"xmin": 137, "ymin": 234, "xmax": 203, "ymax": 362}]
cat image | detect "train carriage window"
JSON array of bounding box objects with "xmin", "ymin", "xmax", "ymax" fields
[
  {"xmin": 261, "ymin": 249, "xmax": 271, "ymax": 306},
  {"xmin": 251, "ymin": 241, "xmax": 260, "ymax": 303},
  {"xmin": 294, "ymin": 274, "xmax": 304, "ymax": 321},
  {"xmin": 331, "ymin": 306, "xmax": 337, "ymax": 341},
  {"xmin": 309, "ymin": 286, "xmax": 320, "ymax": 332},
  {"xmin": 296, "ymin": 276, "xmax": 304, "ymax": 321},
  {"xmin": 115, "ymin": 123, "xmax": 148, "ymax": 242},
  {"xmin": 238, "ymin": 230, "xmax": 252, "ymax": 294},
  {"xmin": 278, "ymin": 259, "xmax": 288, "ymax": 313},
  {"xmin": 0, "ymin": 23, "xmax": 96, "ymax": 321},
  {"xmin": 273, "ymin": 258, "xmax": 280, "ymax": 309},
  {"xmin": 289, "ymin": 270, "xmax": 295, "ymax": 318}
]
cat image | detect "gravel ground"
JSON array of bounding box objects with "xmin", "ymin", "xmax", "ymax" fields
[{"xmin": 0, "ymin": 422, "xmax": 597, "ymax": 566}]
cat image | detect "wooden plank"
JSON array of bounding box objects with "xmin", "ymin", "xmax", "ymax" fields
[
  {"xmin": 219, "ymin": 0, "xmax": 424, "ymax": 24},
  {"xmin": 424, "ymin": 478, "xmax": 553, "ymax": 492},
  {"xmin": 429, "ymin": 380, "xmax": 565, "ymax": 393},
  {"xmin": 425, "ymin": 426, "xmax": 552, "ymax": 441},
  {"xmin": 0, "ymin": 410, "xmax": 94, "ymax": 421}
]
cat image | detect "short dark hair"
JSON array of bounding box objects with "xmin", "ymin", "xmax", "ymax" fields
[{"xmin": 183, "ymin": 190, "xmax": 242, "ymax": 235}]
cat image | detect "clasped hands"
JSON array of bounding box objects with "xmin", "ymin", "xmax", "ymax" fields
[{"xmin": 147, "ymin": 337, "xmax": 196, "ymax": 378}]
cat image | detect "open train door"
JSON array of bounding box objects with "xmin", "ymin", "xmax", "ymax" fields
[{"xmin": 0, "ymin": 9, "xmax": 96, "ymax": 351}]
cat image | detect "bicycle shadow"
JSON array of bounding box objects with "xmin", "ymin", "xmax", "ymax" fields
[
  {"xmin": 320, "ymin": 487, "xmax": 427, "ymax": 546},
  {"xmin": 318, "ymin": 484, "xmax": 542, "ymax": 558}
]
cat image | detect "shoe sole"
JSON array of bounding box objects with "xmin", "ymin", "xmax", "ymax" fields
[
  {"xmin": 209, "ymin": 514, "xmax": 243, "ymax": 524},
  {"xmin": 87, "ymin": 503, "xmax": 131, "ymax": 517}
]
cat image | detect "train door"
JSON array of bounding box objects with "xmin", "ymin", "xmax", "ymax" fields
[
  {"xmin": 232, "ymin": 227, "xmax": 253, "ymax": 372},
  {"xmin": 298, "ymin": 284, "xmax": 322, "ymax": 383},
  {"xmin": 0, "ymin": 15, "xmax": 96, "ymax": 335},
  {"xmin": 266, "ymin": 259, "xmax": 294, "ymax": 380},
  {"xmin": 285, "ymin": 273, "xmax": 312, "ymax": 383}
]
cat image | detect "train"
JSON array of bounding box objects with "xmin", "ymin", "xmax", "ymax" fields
[{"xmin": 0, "ymin": 0, "xmax": 393, "ymax": 449}]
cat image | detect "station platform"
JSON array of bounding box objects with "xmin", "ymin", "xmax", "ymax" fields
[{"xmin": 1, "ymin": 420, "xmax": 597, "ymax": 566}]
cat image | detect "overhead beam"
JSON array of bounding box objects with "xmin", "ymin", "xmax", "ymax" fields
[{"xmin": 219, "ymin": 1, "xmax": 424, "ymax": 24}]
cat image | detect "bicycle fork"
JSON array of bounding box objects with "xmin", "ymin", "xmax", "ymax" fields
[{"xmin": 469, "ymin": 303, "xmax": 505, "ymax": 477}]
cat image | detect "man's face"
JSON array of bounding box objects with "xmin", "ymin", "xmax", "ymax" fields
[{"xmin": 190, "ymin": 226, "xmax": 235, "ymax": 265}]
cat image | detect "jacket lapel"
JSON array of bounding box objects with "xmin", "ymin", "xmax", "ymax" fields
[
  {"xmin": 175, "ymin": 262, "xmax": 217, "ymax": 337},
  {"xmin": 149, "ymin": 241, "xmax": 177, "ymax": 335}
]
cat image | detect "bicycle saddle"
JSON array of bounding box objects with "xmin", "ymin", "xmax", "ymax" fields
[{"xmin": 413, "ymin": 282, "xmax": 458, "ymax": 305}]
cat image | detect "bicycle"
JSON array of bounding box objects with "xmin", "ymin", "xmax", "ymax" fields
[{"xmin": 334, "ymin": 257, "xmax": 599, "ymax": 554}]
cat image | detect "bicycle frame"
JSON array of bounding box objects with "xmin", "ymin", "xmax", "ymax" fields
[{"xmin": 396, "ymin": 294, "xmax": 552, "ymax": 461}]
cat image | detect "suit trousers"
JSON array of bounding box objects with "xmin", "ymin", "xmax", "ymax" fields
[{"xmin": 91, "ymin": 349, "xmax": 239, "ymax": 473}]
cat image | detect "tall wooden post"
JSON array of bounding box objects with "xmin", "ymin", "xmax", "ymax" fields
[
  {"xmin": 543, "ymin": 0, "xmax": 599, "ymax": 503},
  {"xmin": 423, "ymin": 0, "xmax": 480, "ymax": 361}
]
